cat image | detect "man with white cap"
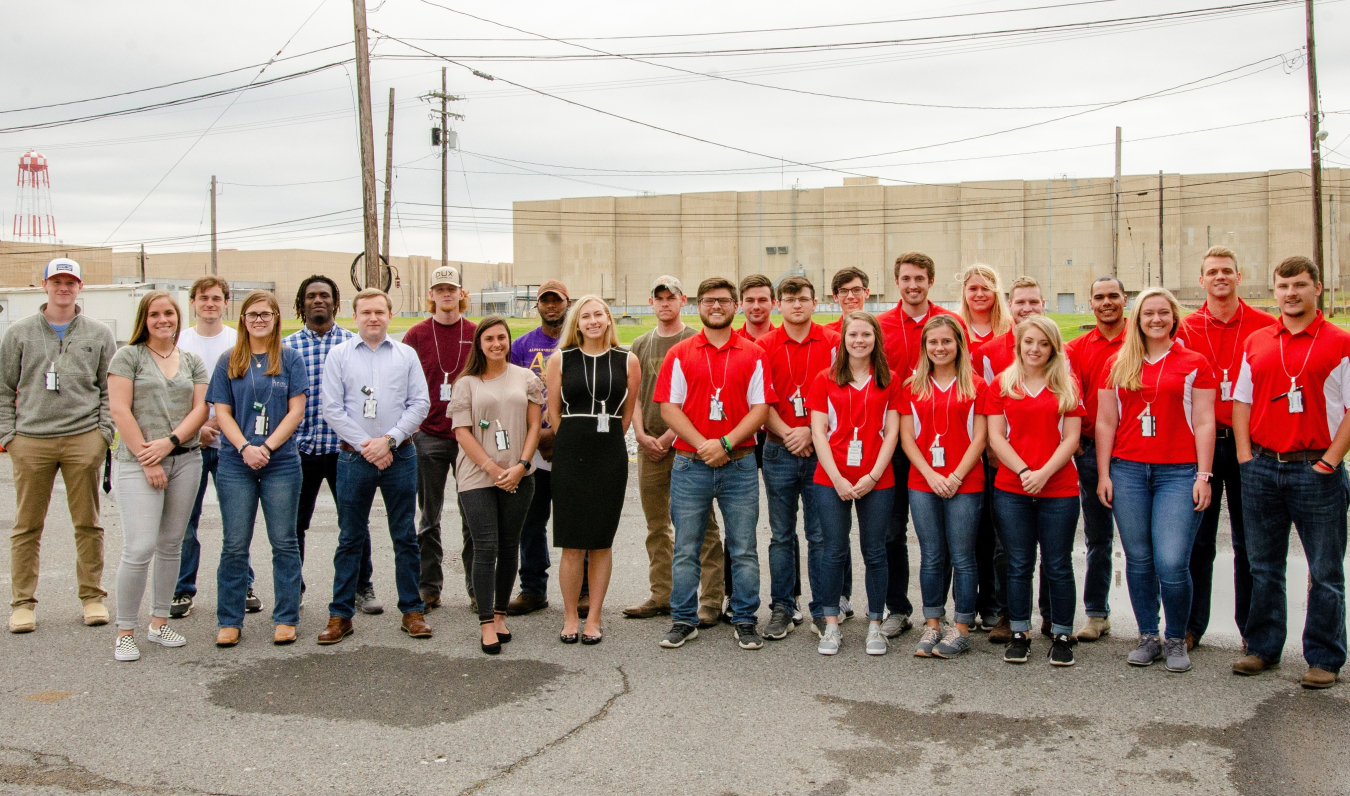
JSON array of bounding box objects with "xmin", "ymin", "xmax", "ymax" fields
[
  {"xmin": 403, "ymin": 265, "xmax": 477, "ymax": 610},
  {"xmin": 1, "ymin": 258, "xmax": 117, "ymax": 633}
]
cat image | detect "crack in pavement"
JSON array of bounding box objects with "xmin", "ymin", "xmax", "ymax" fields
[
  {"xmin": 456, "ymin": 665, "xmax": 631, "ymax": 796},
  {"xmin": 0, "ymin": 746, "xmax": 238, "ymax": 795}
]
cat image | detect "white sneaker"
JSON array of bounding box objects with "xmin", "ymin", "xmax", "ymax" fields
[
  {"xmin": 866, "ymin": 625, "xmax": 888, "ymax": 656},
  {"xmin": 147, "ymin": 623, "xmax": 187, "ymax": 648},
  {"xmin": 881, "ymin": 612, "xmax": 913, "ymax": 638},
  {"xmin": 838, "ymin": 596, "xmax": 855, "ymax": 622},
  {"xmin": 114, "ymin": 634, "xmax": 140, "ymax": 662},
  {"xmin": 818, "ymin": 623, "xmax": 841, "ymax": 655}
]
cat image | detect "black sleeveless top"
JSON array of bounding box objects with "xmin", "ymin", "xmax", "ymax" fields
[{"xmin": 559, "ymin": 347, "xmax": 628, "ymax": 419}]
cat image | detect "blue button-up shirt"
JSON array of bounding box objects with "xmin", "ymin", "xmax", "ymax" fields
[
  {"xmin": 321, "ymin": 333, "xmax": 430, "ymax": 447},
  {"xmin": 284, "ymin": 324, "xmax": 355, "ymax": 455}
]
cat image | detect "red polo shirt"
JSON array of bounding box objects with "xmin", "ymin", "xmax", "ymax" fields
[
  {"xmin": 806, "ymin": 369, "xmax": 903, "ymax": 489},
  {"xmin": 1176, "ymin": 300, "xmax": 1277, "ymax": 429},
  {"xmin": 733, "ymin": 323, "xmax": 775, "ymax": 349},
  {"xmin": 1233, "ymin": 311, "xmax": 1350, "ymax": 453},
  {"xmin": 899, "ymin": 375, "xmax": 989, "ymax": 494},
  {"xmin": 1106, "ymin": 346, "xmax": 1217, "ymax": 464},
  {"xmin": 653, "ymin": 331, "xmax": 776, "ymax": 451},
  {"xmin": 760, "ymin": 323, "xmax": 839, "ymax": 429},
  {"xmin": 966, "ymin": 323, "xmax": 998, "ymax": 362},
  {"xmin": 878, "ymin": 302, "xmax": 964, "ymax": 374},
  {"xmin": 1065, "ymin": 325, "xmax": 1126, "ymax": 436},
  {"xmin": 984, "ymin": 378, "xmax": 1085, "ymax": 498},
  {"xmin": 976, "ymin": 330, "xmax": 1018, "ymax": 385}
]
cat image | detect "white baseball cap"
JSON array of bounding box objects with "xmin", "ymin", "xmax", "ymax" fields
[
  {"xmin": 43, "ymin": 258, "xmax": 82, "ymax": 283},
  {"xmin": 430, "ymin": 265, "xmax": 461, "ymax": 288}
]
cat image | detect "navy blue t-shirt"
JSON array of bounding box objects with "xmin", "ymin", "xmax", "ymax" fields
[{"xmin": 205, "ymin": 347, "xmax": 308, "ymax": 459}]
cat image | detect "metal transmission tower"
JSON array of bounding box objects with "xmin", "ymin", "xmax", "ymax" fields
[{"xmin": 423, "ymin": 68, "xmax": 464, "ymax": 270}]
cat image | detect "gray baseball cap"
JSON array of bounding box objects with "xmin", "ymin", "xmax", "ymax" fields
[{"xmin": 651, "ymin": 275, "xmax": 683, "ymax": 297}]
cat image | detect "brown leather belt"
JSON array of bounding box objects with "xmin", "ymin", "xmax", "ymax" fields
[
  {"xmin": 340, "ymin": 439, "xmax": 413, "ymax": 453},
  {"xmin": 676, "ymin": 447, "xmax": 754, "ymax": 461},
  {"xmin": 1251, "ymin": 444, "xmax": 1327, "ymax": 464}
]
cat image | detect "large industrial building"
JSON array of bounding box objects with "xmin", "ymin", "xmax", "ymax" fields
[{"xmin": 512, "ymin": 169, "xmax": 1348, "ymax": 311}]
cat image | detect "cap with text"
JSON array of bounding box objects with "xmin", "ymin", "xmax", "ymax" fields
[
  {"xmin": 537, "ymin": 280, "xmax": 569, "ymax": 301},
  {"xmin": 43, "ymin": 258, "xmax": 82, "ymax": 283},
  {"xmin": 651, "ymin": 275, "xmax": 684, "ymax": 297},
  {"xmin": 429, "ymin": 265, "xmax": 461, "ymax": 289}
]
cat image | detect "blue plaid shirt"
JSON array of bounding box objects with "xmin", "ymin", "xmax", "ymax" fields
[{"xmin": 284, "ymin": 324, "xmax": 355, "ymax": 455}]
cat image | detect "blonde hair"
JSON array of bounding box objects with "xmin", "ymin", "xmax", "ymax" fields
[
  {"xmin": 957, "ymin": 264, "xmax": 1010, "ymax": 337},
  {"xmin": 352, "ymin": 288, "xmax": 393, "ymax": 313},
  {"xmin": 128, "ymin": 290, "xmax": 182, "ymax": 346},
  {"xmin": 228, "ymin": 291, "xmax": 283, "ymax": 378},
  {"xmin": 907, "ymin": 315, "xmax": 977, "ymax": 401},
  {"xmin": 1203, "ymin": 245, "xmax": 1237, "ymax": 266},
  {"xmin": 999, "ymin": 314, "xmax": 1078, "ymax": 414},
  {"xmin": 559, "ymin": 295, "xmax": 620, "ymax": 351},
  {"xmin": 1107, "ymin": 287, "xmax": 1182, "ymax": 392}
]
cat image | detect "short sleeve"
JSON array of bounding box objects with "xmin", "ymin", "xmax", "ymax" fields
[
  {"xmin": 652, "ymin": 349, "xmax": 678, "ymax": 404},
  {"xmin": 890, "ymin": 379, "xmax": 909, "ymax": 412},
  {"xmin": 982, "ymin": 381, "xmax": 1005, "ymax": 415},
  {"xmin": 284, "ymin": 349, "xmax": 308, "ymax": 398},
  {"xmin": 448, "ymin": 378, "xmax": 475, "ymax": 426},
  {"xmin": 1065, "ymin": 376, "xmax": 1087, "ymax": 418},
  {"xmin": 973, "ymin": 377, "xmax": 989, "ymax": 414},
  {"xmin": 805, "ymin": 372, "xmax": 830, "ymax": 414},
  {"xmin": 205, "ymin": 356, "xmax": 233, "ymax": 406},
  {"xmin": 525, "ymin": 371, "xmax": 546, "ymax": 406},
  {"xmin": 1190, "ymin": 355, "xmax": 1218, "ymax": 390},
  {"xmin": 186, "ymin": 351, "xmax": 209, "ymax": 385},
  {"xmin": 108, "ymin": 345, "xmax": 139, "ymax": 381}
]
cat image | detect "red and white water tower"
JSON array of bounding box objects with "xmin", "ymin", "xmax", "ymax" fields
[{"xmin": 12, "ymin": 150, "xmax": 56, "ymax": 240}]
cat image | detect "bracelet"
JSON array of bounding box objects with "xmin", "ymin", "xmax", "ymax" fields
[
  {"xmin": 720, "ymin": 436, "xmax": 733, "ymax": 453},
  {"xmin": 1316, "ymin": 459, "xmax": 1337, "ymax": 471},
  {"xmin": 1017, "ymin": 466, "xmax": 1032, "ymax": 476},
  {"xmin": 861, "ymin": 473, "xmax": 876, "ymax": 482},
  {"xmin": 260, "ymin": 442, "xmax": 274, "ymax": 456}
]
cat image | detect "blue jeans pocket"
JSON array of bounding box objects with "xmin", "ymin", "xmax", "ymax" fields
[
  {"xmin": 734, "ymin": 454, "xmax": 758, "ymax": 472},
  {"xmin": 672, "ymin": 454, "xmax": 691, "ymax": 472}
]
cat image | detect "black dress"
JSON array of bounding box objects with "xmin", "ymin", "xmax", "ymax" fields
[{"xmin": 552, "ymin": 347, "xmax": 630, "ymax": 549}]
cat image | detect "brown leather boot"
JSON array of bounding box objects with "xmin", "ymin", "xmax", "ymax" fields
[
  {"xmin": 1232, "ymin": 654, "xmax": 1276, "ymax": 675},
  {"xmin": 401, "ymin": 612, "xmax": 433, "ymax": 638},
  {"xmin": 316, "ymin": 616, "xmax": 353, "ymax": 645},
  {"xmin": 215, "ymin": 627, "xmax": 241, "ymax": 647},
  {"xmin": 988, "ymin": 616, "xmax": 1012, "ymax": 644},
  {"xmin": 1301, "ymin": 667, "xmax": 1339, "ymax": 689},
  {"xmin": 506, "ymin": 591, "xmax": 548, "ymax": 616},
  {"xmin": 623, "ymin": 599, "xmax": 671, "ymax": 619},
  {"xmin": 273, "ymin": 624, "xmax": 297, "ymax": 645}
]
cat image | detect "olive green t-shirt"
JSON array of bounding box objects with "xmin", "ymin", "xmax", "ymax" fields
[
  {"xmin": 630, "ymin": 324, "xmax": 699, "ymax": 438},
  {"xmin": 108, "ymin": 345, "xmax": 209, "ymax": 462}
]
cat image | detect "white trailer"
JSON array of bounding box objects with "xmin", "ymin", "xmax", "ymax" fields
[{"xmin": 0, "ymin": 282, "xmax": 187, "ymax": 345}]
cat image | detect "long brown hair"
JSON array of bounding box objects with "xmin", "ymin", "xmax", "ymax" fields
[
  {"xmin": 907, "ymin": 314, "xmax": 976, "ymax": 401},
  {"xmin": 830, "ymin": 311, "xmax": 891, "ymax": 389},
  {"xmin": 128, "ymin": 290, "xmax": 182, "ymax": 346},
  {"xmin": 228, "ymin": 291, "xmax": 283, "ymax": 378},
  {"xmin": 462, "ymin": 315, "xmax": 513, "ymax": 378}
]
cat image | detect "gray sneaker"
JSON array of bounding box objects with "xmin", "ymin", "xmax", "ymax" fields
[
  {"xmin": 914, "ymin": 624, "xmax": 942, "ymax": 657},
  {"xmin": 838, "ymin": 596, "xmax": 855, "ymax": 622},
  {"xmin": 881, "ymin": 612, "xmax": 913, "ymax": 639},
  {"xmin": 659, "ymin": 623, "xmax": 699, "ymax": 648},
  {"xmin": 355, "ymin": 586, "xmax": 384, "ymax": 615},
  {"xmin": 763, "ymin": 604, "xmax": 795, "ymax": 640},
  {"xmin": 865, "ymin": 625, "xmax": 888, "ymax": 656},
  {"xmin": 818, "ymin": 623, "xmax": 841, "ymax": 655},
  {"xmin": 735, "ymin": 623, "xmax": 765, "ymax": 650},
  {"xmin": 1164, "ymin": 637, "xmax": 1192, "ymax": 672},
  {"xmin": 933, "ymin": 626, "xmax": 972, "ymax": 659},
  {"xmin": 1128, "ymin": 634, "xmax": 1163, "ymax": 666},
  {"xmin": 810, "ymin": 616, "xmax": 827, "ymax": 638}
]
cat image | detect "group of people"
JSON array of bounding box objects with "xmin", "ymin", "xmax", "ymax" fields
[{"xmin": 1, "ymin": 248, "xmax": 1344, "ymax": 689}]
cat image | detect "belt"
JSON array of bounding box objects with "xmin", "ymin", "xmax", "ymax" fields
[
  {"xmin": 340, "ymin": 439, "xmax": 413, "ymax": 453},
  {"xmin": 676, "ymin": 447, "xmax": 754, "ymax": 461},
  {"xmin": 1251, "ymin": 443, "xmax": 1327, "ymax": 464},
  {"xmin": 1215, "ymin": 427, "xmax": 1232, "ymax": 439},
  {"xmin": 1079, "ymin": 435, "xmax": 1095, "ymax": 448},
  {"xmin": 167, "ymin": 445, "xmax": 193, "ymax": 457}
]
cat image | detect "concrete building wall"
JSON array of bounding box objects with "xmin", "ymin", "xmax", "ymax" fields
[
  {"xmin": 514, "ymin": 169, "xmax": 1350, "ymax": 309},
  {"xmin": 0, "ymin": 241, "xmax": 115, "ymax": 287}
]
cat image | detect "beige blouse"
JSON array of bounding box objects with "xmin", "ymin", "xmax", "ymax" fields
[{"xmin": 449, "ymin": 364, "xmax": 546, "ymax": 491}]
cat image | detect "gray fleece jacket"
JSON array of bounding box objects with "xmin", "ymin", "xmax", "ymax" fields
[{"xmin": 0, "ymin": 305, "xmax": 115, "ymax": 448}]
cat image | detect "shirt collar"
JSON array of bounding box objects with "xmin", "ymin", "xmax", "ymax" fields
[
  {"xmin": 695, "ymin": 330, "xmax": 739, "ymax": 350},
  {"xmin": 301, "ymin": 324, "xmax": 343, "ymax": 339},
  {"xmin": 1089, "ymin": 325, "xmax": 1125, "ymax": 345},
  {"xmin": 1277, "ymin": 310, "xmax": 1325, "ymax": 338},
  {"xmin": 355, "ymin": 333, "xmax": 393, "ymax": 350}
]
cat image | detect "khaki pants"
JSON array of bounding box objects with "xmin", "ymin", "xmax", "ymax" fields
[
  {"xmin": 638, "ymin": 451, "xmax": 724, "ymax": 616},
  {"xmin": 9, "ymin": 431, "xmax": 108, "ymax": 609}
]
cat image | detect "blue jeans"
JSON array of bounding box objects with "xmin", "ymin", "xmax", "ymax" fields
[
  {"xmin": 886, "ymin": 451, "xmax": 913, "ymax": 617},
  {"xmin": 176, "ymin": 447, "xmax": 254, "ymax": 597},
  {"xmin": 762, "ymin": 441, "xmax": 843, "ymax": 616},
  {"xmin": 811, "ymin": 483, "xmax": 892, "ymax": 620},
  {"xmin": 1188, "ymin": 434, "xmax": 1249, "ymax": 641},
  {"xmin": 670, "ymin": 453, "xmax": 760, "ymax": 626},
  {"xmin": 910, "ymin": 489, "xmax": 983, "ymax": 624},
  {"xmin": 1241, "ymin": 455, "xmax": 1348, "ymax": 672},
  {"xmin": 298, "ymin": 451, "xmax": 372, "ymax": 594},
  {"xmin": 215, "ymin": 451, "xmax": 302, "ymax": 629},
  {"xmin": 518, "ymin": 467, "xmax": 553, "ymax": 596},
  {"xmin": 1109, "ymin": 459, "xmax": 1202, "ymax": 640},
  {"xmin": 975, "ymin": 458, "xmax": 1004, "ymax": 618},
  {"xmin": 330, "ymin": 446, "xmax": 425, "ymax": 619},
  {"xmin": 1075, "ymin": 441, "xmax": 1115, "ymax": 618},
  {"xmin": 992, "ymin": 489, "xmax": 1079, "ymax": 635}
]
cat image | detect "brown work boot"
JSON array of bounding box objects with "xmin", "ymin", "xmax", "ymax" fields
[
  {"xmin": 401, "ymin": 611, "xmax": 433, "ymax": 638},
  {"xmin": 420, "ymin": 593, "xmax": 441, "ymax": 611},
  {"xmin": 1301, "ymin": 667, "xmax": 1339, "ymax": 689},
  {"xmin": 506, "ymin": 591, "xmax": 548, "ymax": 616},
  {"xmin": 623, "ymin": 599, "xmax": 671, "ymax": 619},
  {"xmin": 988, "ymin": 616, "xmax": 1012, "ymax": 644},
  {"xmin": 273, "ymin": 624, "xmax": 297, "ymax": 645},
  {"xmin": 1232, "ymin": 654, "xmax": 1277, "ymax": 676},
  {"xmin": 317, "ymin": 616, "xmax": 353, "ymax": 645},
  {"xmin": 1185, "ymin": 631, "xmax": 1198, "ymax": 651},
  {"xmin": 215, "ymin": 627, "xmax": 241, "ymax": 647},
  {"xmin": 1074, "ymin": 616, "xmax": 1110, "ymax": 642}
]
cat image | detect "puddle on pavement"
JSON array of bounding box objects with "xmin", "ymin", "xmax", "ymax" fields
[
  {"xmin": 822, "ymin": 694, "xmax": 1090, "ymax": 753},
  {"xmin": 208, "ymin": 645, "xmax": 565, "ymax": 728}
]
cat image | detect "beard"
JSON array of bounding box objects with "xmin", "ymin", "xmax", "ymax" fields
[{"xmin": 702, "ymin": 313, "xmax": 732, "ymax": 329}]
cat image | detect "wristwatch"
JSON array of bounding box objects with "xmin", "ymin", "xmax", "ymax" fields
[
  {"xmin": 1195, "ymin": 472, "xmax": 1212, "ymax": 482},
  {"xmin": 385, "ymin": 435, "xmax": 397, "ymax": 450},
  {"xmin": 168, "ymin": 434, "xmax": 181, "ymax": 447}
]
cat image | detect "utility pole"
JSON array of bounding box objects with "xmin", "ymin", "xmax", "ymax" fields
[
  {"xmin": 1305, "ymin": 0, "xmax": 1325, "ymax": 309},
  {"xmin": 1158, "ymin": 170, "xmax": 1164, "ymax": 288},
  {"xmin": 425, "ymin": 68, "xmax": 465, "ymax": 270},
  {"xmin": 139, "ymin": 243, "xmax": 146, "ymax": 283},
  {"xmin": 381, "ymin": 87, "xmax": 395, "ymax": 264},
  {"xmin": 210, "ymin": 175, "xmax": 217, "ymax": 276},
  {"xmin": 352, "ymin": 0, "xmax": 381, "ymax": 290},
  {"xmin": 1112, "ymin": 126, "xmax": 1122, "ymax": 279},
  {"xmin": 1046, "ymin": 177, "xmax": 1054, "ymax": 302}
]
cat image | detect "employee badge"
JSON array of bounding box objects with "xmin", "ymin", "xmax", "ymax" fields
[
  {"xmin": 1139, "ymin": 405, "xmax": 1157, "ymax": 437},
  {"xmin": 597, "ymin": 400, "xmax": 610, "ymax": 433},
  {"xmin": 440, "ymin": 374, "xmax": 453, "ymax": 402},
  {"xmin": 494, "ymin": 420, "xmax": 510, "ymax": 451},
  {"xmin": 791, "ymin": 390, "xmax": 806, "ymax": 418},
  {"xmin": 709, "ymin": 389, "xmax": 725, "ymax": 422},
  {"xmin": 361, "ymin": 386, "xmax": 377, "ymax": 419},
  {"xmin": 45, "ymin": 364, "xmax": 59, "ymax": 392},
  {"xmin": 252, "ymin": 402, "xmax": 268, "ymax": 436},
  {"xmin": 1219, "ymin": 369, "xmax": 1233, "ymax": 402},
  {"xmin": 1288, "ymin": 379, "xmax": 1304, "ymax": 414},
  {"xmin": 930, "ymin": 434, "xmax": 946, "ymax": 468},
  {"xmin": 846, "ymin": 429, "xmax": 863, "ymax": 468}
]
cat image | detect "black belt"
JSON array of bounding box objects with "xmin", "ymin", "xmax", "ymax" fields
[
  {"xmin": 340, "ymin": 439, "xmax": 413, "ymax": 453},
  {"xmin": 676, "ymin": 447, "xmax": 754, "ymax": 461},
  {"xmin": 1251, "ymin": 444, "xmax": 1328, "ymax": 464},
  {"xmin": 1080, "ymin": 435, "xmax": 1095, "ymax": 447},
  {"xmin": 167, "ymin": 445, "xmax": 193, "ymax": 457},
  {"xmin": 1215, "ymin": 427, "xmax": 1232, "ymax": 439}
]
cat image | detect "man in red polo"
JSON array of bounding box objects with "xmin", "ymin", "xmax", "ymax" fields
[
  {"xmin": 1064, "ymin": 275, "xmax": 1128, "ymax": 643},
  {"xmin": 977, "ymin": 276, "xmax": 1045, "ymax": 383},
  {"xmin": 826, "ymin": 267, "xmax": 871, "ymax": 335},
  {"xmin": 1176, "ymin": 246, "xmax": 1276, "ymax": 651},
  {"xmin": 654, "ymin": 277, "xmax": 775, "ymax": 651},
  {"xmin": 735, "ymin": 273, "xmax": 778, "ymax": 344},
  {"xmin": 1232, "ymin": 255, "xmax": 1350, "ymax": 689}
]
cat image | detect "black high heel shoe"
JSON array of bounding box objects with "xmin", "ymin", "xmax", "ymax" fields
[
  {"xmin": 494, "ymin": 611, "xmax": 512, "ymax": 643},
  {"xmin": 480, "ymin": 620, "xmax": 501, "ymax": 655}
]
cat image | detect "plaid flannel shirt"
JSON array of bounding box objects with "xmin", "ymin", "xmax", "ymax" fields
[{"xmin": 284, "ymin": 324, "xmax": 355, "ymax": 455}]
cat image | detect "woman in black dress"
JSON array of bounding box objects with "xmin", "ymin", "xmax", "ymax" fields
[{"xmin": 545, "ymin": 296, "xmax": 640, "ymax": 644}]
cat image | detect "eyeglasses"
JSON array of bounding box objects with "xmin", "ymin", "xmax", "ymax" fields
[
  {"xmin": 835, "ymin": 287, "xmax": 868, "ymax": 298},
  {"xmin": 244, "ymin": 311, "xmax": 276, "ymax": 322},
  {"xmin": 780, "ymin": 296, "xmax": 814, "ymax": 305},
  {"xmin": 698, "ymin": 298, "xmax": 736, "ymax": 308}
]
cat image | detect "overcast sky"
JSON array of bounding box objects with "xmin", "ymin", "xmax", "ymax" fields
[{"xmin": 2, "ymin": 0, "xmax": 1347, "ymax": 265}]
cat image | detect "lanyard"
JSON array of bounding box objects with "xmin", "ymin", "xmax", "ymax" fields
[
  {"xmin": 928, "ymin": 376, "xmax": 955, "ymax": 446},
  {"xmin": 245, "ymin": 353, "xmax": 280, "ymax": 410},
  {"xmin": 431, "ymin": 317, "xmax": 467, "ymax": 381},
  {"xmin": 845, "ymin": 375, "xmax": 876, "ymax": 441},
  {"xmin": 782, "ymin": 335, "xmax": 815, "ymax": 397},
  {"xmin": 582, "ymin": 349, "xmax": 625, "ymax": 414},
  {"xmin": 1278, "ymin": 319, "xmax": 1321, "ymax": 394},
  {"xmin": 704, "ymin": 341, "xmax": 731, "ymax": 406},
  {"xmin": 1196, "ymin": 304, "xmax": 1243, "ymax": 382}
]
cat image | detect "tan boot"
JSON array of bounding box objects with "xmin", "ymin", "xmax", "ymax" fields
[
  {"xmin": 622, "ymin": 599, "xmax": 671, "ymax": 619},
  {"xmin": 1232, "ymin": 654, "xmax": 1277, "ymax": 675},
  {"xmin": 273, "ymin": 625, "xmax": 297, "ymax": 645},
  {"xmin": 1301, "ymin": 667, "xmax": 1339, "ymax": 689},
  {"xmin": 1074, "ymin": 616, "xmax": 1110, "ymax": 642},
  {"xmin": 9, "ymin": 607, "xmax": 36, "ymax": 633},
  {"xmin": 215, "ymin": 627, "xmax": 241, "ymax": 647},
  {"xmin": 82, "ymin": 601, "xmax": 109, "ymax": 627}
]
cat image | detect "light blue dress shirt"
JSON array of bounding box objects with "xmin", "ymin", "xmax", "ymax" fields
[{"xmin": 321, "ymin": 334, "xmax": 430, "ymax": 447}]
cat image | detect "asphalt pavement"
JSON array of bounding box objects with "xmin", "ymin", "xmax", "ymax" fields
[{"xmin": 0, "ymin": 452, "xmax": 1346, "ymax": 796}]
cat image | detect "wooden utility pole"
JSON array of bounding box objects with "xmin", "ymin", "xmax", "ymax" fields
[
  {"xmin": 139, "ymin": 243, "xmax": 146, "ymax": 282},
  {"xmin": 381, "ymin": 87, "xmax": 395, "ymax": 264},
  {"xmin": 210, "ymin": 175, "xmax": 217, "ymax": 276},
  {"xmin": 352, "ymin": 0, "xmax": 381, "ymax": 290},
  {"xmin": 1112, "ymin": 127, "xmax": 1121, "ymax": 279},
  {"xmin": 1158, "ymin": 170, "xmax": 1164, "ymax": 288},
  {"xmin": 1046, "ymin": 178, "xmax": 1054, "ymax": 301},
  {"xmin": 424, "ymin": 68, "xmax": 464, "ymax": 270},
  {"xmin": 1305, "ymin": 0, "xmax": 1325, "ymax": 308}
]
